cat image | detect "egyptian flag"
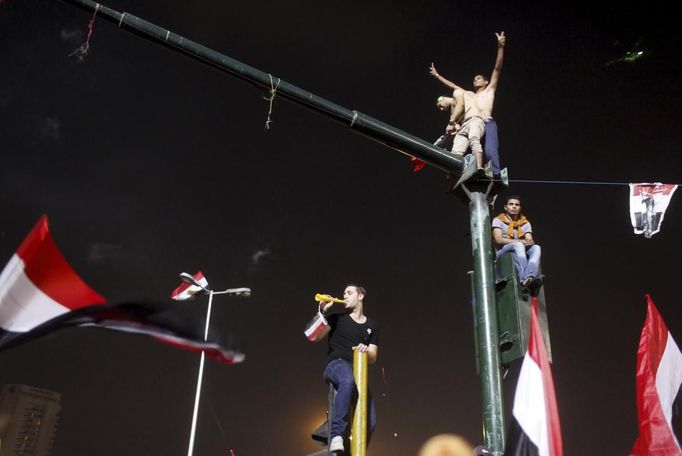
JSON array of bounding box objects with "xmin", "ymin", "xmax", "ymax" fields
[
  {"xmin": 304, "ymin": 311, "xmax": 329, "ymax": 341},
  {"xmin": 629, "ymin": 183, "xmax": 678, "ymax": 238},
  {"xmin": 170, "ymin": 271, "xmax": 208, "ymax": 300},
  {"xmin": 505, "ymin": 297, "xmax": 563, "ymax": 456},
  {"xmin": 631, "ymin": 295, "xmax": 682, "ymax": 456},
  {"xmin": 0, "ymin": 216, "xmax": 244, "ymax": 364}
]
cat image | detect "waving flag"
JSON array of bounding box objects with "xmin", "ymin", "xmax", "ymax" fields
[
  {"xmin": 304, "ymin": 310, "xmax": 329, "ymax": 341},
  {"xmin": 0, "ymin": 215, "xmax": 105, "ymax": 346},
  {"xmin": 631, "ymin": 295, "xmax": 682, "ymax": 456},
  {"xmin": 0, "ymin": 216, "xmax": 244, "ymax": 364},
  {"xmin": 629, "ymin": 183, "xmax": 678, "ymax": 238},
  {"xmin": 505, "ymin": 297, "xmax": 563, "ymax": 456},
  {"xmin": 171, "ymin": 271, "xmax": 208, "ymax": 300}
]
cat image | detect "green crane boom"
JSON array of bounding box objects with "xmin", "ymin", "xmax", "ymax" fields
[{"xmin": 62, "ymin": 0, "xmax": 464, "ymax": 174}]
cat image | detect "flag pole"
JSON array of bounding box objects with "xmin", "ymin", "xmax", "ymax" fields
[
  {"xmin": 176, "ymin": 273, "xmax": 250, "ymax": 455},
  {"xmin": 187, "ymin": 288, "xmax": 214, "ymax": 456}
]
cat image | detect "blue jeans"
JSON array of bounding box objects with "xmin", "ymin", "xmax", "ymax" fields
[
  {"xmin": 483, "ymin": 118, "xmax": 501, "ymax": 175},
  {"xmin": 496, "ymin": 243, "xmax": 541, "ymax": 282},
  {"xmin": 323, "ymin": 358, "xmax": 377, "ymax": 444}
]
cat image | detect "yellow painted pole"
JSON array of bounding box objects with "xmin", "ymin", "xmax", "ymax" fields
[{"xmin": 351, "ymin": 350, "xmax": 368, "ymax": 456}]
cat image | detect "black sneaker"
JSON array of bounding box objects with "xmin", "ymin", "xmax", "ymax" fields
[
  {"xmin": 521, "ymin": 276, "xmax": 534, "ymax": 288},
  {"xmin": 531, "ymin": 274, "xmax": 545, "ymax": 287},
  {"xmin": 529, "ymin": 275, "xmax": 545, "ymax": 296}
]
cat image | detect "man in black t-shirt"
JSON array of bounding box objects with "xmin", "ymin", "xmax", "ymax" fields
[{"xmin": 308, "ymin": 284, "xmax": 379, "ymax": 454}]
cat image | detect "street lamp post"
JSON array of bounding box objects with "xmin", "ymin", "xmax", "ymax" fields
[{"xmin": 179, "ymin": 272, "xmax": 250, "ymax": 456}]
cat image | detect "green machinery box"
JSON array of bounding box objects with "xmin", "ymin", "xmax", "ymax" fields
[{"xmin": 472, "ymin": 252, "xmax": 552, "ymax": 369}]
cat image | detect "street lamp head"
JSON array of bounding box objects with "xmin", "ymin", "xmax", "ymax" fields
[
  {"xmin": 226, "ymin": 287, "xmax": 251, "ymax": 297},
  {"xmin": 212, "ymin": 287, "xmax": 252, "ymax": 297},
  {"xmin": 179, "ymin": 272, "xmax": 199, "ymax": 286},
  {"xmin": 179, "ymin": 272, "xmax": 211, "ymax": 292},
  {"xmin": 179, "ymin": 272, "xmax": 250, "ymax": 297}
]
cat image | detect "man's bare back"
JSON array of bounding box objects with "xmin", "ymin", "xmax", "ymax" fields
[{"xmin": 455, "ymin": 88, "xmax": 482, "ymax": 120}]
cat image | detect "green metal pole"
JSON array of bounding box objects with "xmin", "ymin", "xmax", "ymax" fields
[
  {"xmin": 59, "ymin": 0, "xmax": 463, "ymax": 175},
  {"xmin": 469, "ymin": 191, "xmax": 505, "ymax": 455}
]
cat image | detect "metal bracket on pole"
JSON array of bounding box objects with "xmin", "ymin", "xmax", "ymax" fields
[
  {"xmin": 453, "ymin": 163, "xmax": 509, "ymax": 207},
  {"xmin": 499, "ymin": 168, "xmax": 509, "ymax": 187}
]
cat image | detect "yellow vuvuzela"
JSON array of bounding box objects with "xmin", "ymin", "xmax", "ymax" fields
[{"xmin": 314, "ymin": 293, "xmax": 346, "ymax": 304}]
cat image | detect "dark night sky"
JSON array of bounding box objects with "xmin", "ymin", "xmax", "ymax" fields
[{"xmin": 2, "ymin": 1, "xmax": 682, "ymax": 455}]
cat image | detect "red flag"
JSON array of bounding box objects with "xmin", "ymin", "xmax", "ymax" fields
[
  {"xmin": 410, "ymin": 157, "xmax": 426, "ymax": 173},
  {"xmin": 0, "ymin": 215, "xmax": 105, "ymax": 335},
  {"xmin": 505, "ymin": 297, "xmax": 563, "ymax": 456},
  {"xmin": 0, "ymin": 216, "xmax": 244, "ymax": 364},
  {"xmin": 304, "ymin": 311, "xmax": 329, "ymax": 341},
  {"xmin": 631, "ymin": 295, "xmax": 682, "ymax": 455},
  {"xmin": 170, "ymin": 271, "xmax": 208, "ymax": 300}
]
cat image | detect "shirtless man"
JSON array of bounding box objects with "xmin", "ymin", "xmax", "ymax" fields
[
  {"xmin": 435, "ymin": 95, "xmax": 463, "ymax": 134},
  {"xmin": 430, "ymin": 32, "xmax": 506, "ymax": 175},
  {"xmin": 434, "ymin": 88, "xmax": 484, "ymax": 172},
  {"xmin": 451, "ymin": 88, "xmax": 485, "ymax": 169}
]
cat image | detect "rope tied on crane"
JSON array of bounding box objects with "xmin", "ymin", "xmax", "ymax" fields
[
  {"xmin": 264, "ymin": 73, "xmax": 281, "ymax": 130},
  {"xmin": 69, "ymin": 3, "xmax": 100, "ymax": 62}
]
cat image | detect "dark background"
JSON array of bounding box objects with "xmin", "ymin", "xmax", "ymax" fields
[{"xmin": 2, "ymin": 1, "xmax": 681, "ymax": 454}]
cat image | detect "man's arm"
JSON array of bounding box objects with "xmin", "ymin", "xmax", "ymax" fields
[
  {"xmin": 488, "ymin": 32, "xmax": 505, "ymax": 91},
  {"xmin": 445, "ymin": 89, "xmax": 465, "ymax": 134},
  {"xmin": 430, "ymin": 63, "xmax": 463, "ymax": 91},
  {"xmin": 492, "ymin": 227, "xmax": 523, "ymax": 246},
  {"xmin": 355, "ymin": 343, "xmax": 379, "ymax": 364},
  {"xmin": 523, "ymin": 232, "xmax": 535, "ymax": 246}
]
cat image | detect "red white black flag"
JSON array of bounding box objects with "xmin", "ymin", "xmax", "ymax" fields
[
  {"xmin": 304, "ymin": 310, "xmax": 329, "ymax": 341},
  {"xmin": 0, "ymin": 215, "xmax": 106, "ymax": 343},
  {"xmin": 170, "ymin": 271, "xmax": 209, "ymax": 300},
  {"xmin": 505, "ymin": 297, "xmax": 563, "ymax": 456},
  {"xmin": 629, "ymin": 183, "xmax": 678, "ymax": 238},
  {"xmin": 631, "ymin": 295, "xmax": 682, "ymax": 456},
  {"xmin": 0, "ymin": 216, "xmax": 244, "ymax": 364}
]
